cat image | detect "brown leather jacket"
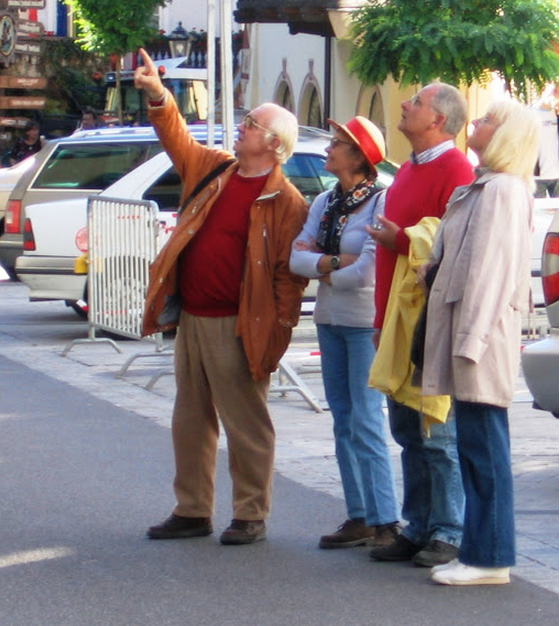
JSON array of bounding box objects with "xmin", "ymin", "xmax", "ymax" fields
[{"xmin": 142, "ymin": 93, "xmax": 309, "ymax": 380}]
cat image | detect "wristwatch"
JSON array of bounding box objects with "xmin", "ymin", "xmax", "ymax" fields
[{"xmin": 330, "ymin": 255, "xmax": 340, "ymax": 270}]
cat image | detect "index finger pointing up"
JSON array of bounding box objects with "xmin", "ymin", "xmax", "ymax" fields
[{"xmin": 138, "ymin": 48, "xmax": 157, "ymax": 76}]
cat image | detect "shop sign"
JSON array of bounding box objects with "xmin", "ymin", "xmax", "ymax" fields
[
  {"xmin": 18, "ymin": 19, "xmax": 44, "ymax": 36},
  {"xmin": 14, "ymin": 39, "xmax": 41, "ymax": 55},
  {"xmin": 0, "ymin": 116, "xmax": 31, "ymax": 128},
  {"xmin": 7, "ymin": 0, "xmax": 46, "ymax": 8},
  {"xmin": 0, "ymin": 75, "xmax": 47, "ymax": 89},
  {"xmin": 0, "ymin": 95, "xmax": 45, "ymax": 108}
]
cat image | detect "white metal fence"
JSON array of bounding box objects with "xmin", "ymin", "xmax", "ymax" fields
[
  {"xmin": 62, "ymin": 196, "xmax": 323, "ymax": 411},
  {"xmin": 63, "ymin": 197, "xmax": 162, "ymax": 356},
  {"xmin": 87, "ymin": 197, "xmax": 160, "ymax": 339}
]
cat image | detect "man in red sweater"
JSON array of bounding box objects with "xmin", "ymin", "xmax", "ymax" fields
[{"xmin": 368, "ymin": 83, "xmax": 474, "ymax": 567}]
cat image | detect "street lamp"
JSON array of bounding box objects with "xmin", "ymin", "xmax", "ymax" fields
[{"xmin": 167, "ymin": 21, "xmax": 191, "ymax": 59}]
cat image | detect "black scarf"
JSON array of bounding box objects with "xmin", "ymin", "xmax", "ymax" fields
[{"xmin": 316, "ymin": 176, "xmax": 380, "ymax": 254}]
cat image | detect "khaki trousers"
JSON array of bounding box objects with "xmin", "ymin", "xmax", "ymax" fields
[{"xmin": 171, "ymin": 311, "xmax": 274, "ymax": 520}]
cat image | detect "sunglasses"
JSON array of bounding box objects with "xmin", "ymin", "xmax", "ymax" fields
[
  {"xmin": 328, "ymin": 137, "xmax": 354, "ymax": 148},
  {"xmin": 241, "ymin": 114, "xmax": 276, "ymax": 136}
]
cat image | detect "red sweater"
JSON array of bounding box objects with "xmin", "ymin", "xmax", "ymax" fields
[
  {"xmin": 179, "ymin": 172, "xmax": 268, "ymax": 316},
  {"xmin": 374, "ymin": 148, "xmax": 474, "ymax": 329}
]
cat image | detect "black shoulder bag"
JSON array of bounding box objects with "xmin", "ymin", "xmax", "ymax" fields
[
  {"xmin": 410, "ymin": 262, "xmax": 440, "ymax": 385},
  {"xmin": 177, "ymin": 158, "xmax": 236, "ymax": 217}
]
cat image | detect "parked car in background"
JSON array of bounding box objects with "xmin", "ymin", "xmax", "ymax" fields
[
  {"xmin": 522, "ymin": 210, "xmax": 559, "ymax": 417},
  {"xmin": 17, "ymin": 126, "xmax": 400, "ymax": 316},
  {"xmin": 0, "ymin": 126, "xmax": 170, "ymax": 276},
  {"xmin": 531, "ymin": 196, "xmax": 559, "ymax": 307},
  {"xmin": 0, "ymin": 156, "xmax": 40, "ymax": 235}
]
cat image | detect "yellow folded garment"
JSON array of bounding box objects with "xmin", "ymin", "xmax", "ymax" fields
[{"xmin": 369, "ymin": 217, "xmax": 451, "ymax": 429}]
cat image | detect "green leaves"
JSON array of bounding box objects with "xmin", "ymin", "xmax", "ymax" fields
[
  {"xmin": 63, "ymin": 0, "xmax": 168, "ymax": 56},
  {"xmin": 348, "ymin": 0, "xmax": 559, "ymax": 100},
  {"xmin": 63, "ymin": 0, "xmax": 169, "ymax": 126}
]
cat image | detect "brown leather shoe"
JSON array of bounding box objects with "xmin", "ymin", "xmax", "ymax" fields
[
  {"xmin": 369, "ymin": 534, "xmax": 422, "ymax": 561},
  {"xmin": 220, "ymin": 519, "xmax": 266, "ymax": 545},
  {"xmin": 366, "ymin": 522, "xmax": 401, "ymax": 548},
  {"xmin": 319, "ymin": 519, "xmax": 377, "ymax": 549},
  {"xmin": 412, "ymin": 539, "xmax": 459, "ymax": 567},
  {"xmin": 147, "ymin": 514, "xmax": 213, "ymax": 540}
]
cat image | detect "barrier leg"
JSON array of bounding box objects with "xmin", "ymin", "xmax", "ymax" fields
[
  {"xmin": 116, "ymin": 338, "xmax": 173, "ymax": 378},
  {"xmin": 62, "ymin": 324, "xmax": 122, "ymax": 357},
  {"xmin": 145, "ymin": 367, "xmax": 174, "ymax": 391},
  {"xmin": 270, "ymin": 358, "xmax": 324, "ymax": 413}
]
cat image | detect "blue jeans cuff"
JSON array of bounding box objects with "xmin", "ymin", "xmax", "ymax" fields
[{"xmin": 430, "ymin": 532, "xmax": 462, "ymax": 548}]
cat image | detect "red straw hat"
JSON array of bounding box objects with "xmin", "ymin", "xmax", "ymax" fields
[{"xmin": 327, "ymin": 116, "xmax": 386, "ymax": 171}]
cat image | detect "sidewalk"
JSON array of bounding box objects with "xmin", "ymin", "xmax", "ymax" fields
[{"xmin": 0, "ymin": 280, "xmax": 558, "ymax": 595}]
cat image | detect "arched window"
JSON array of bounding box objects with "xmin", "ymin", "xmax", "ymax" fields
[
  {"xmin": 300, "ymin": 81, "xmax": 322, "ymax": 128},
  {"xmin": 357, "ymin": 86, "xmax": 386, "ymax": 139},
  {"xmin": 275, "ymin": 80, "xmax": 294, "ymax": 112}
]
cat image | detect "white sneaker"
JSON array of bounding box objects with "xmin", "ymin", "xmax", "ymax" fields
[
  {"xmin": 431, "ymin": 561, "xmax": 510, "ymax": 586},
  {"xmin": 431, "ymin": 557, "xmax": 459, "ymax": 574}
]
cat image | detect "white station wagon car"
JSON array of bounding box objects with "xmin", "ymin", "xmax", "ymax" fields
[
  {"xmin": 0, "ymin": 126, "xmax": 167, "ymax": 276},
  {"xmin": 15, "ymin": 128, "xmax": 398, "ymax": 316}
]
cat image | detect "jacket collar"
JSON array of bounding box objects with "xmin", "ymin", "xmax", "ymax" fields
[
  {"xmin": 447, "ymin": 167, "xmax": 498, "ymax": 205},
  {"xmin": 472, "ymin": 166, "xmax": 499, "ymax": 186},
  {"xmin": 254, "ymin": 163, "xmax": 285, "ymax": 201}
]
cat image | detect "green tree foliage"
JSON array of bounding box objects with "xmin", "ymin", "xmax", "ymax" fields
[
  {"xmin": 42, "ymin": 39, "xmax": 106, "ymax": 114},
  {"xmin": 64, "ymin": 0, "xmax": 168, "ymax": 56},
  {"xmin": 347, "ymin": 0, "xmax": 559, "ymax": 100},
  {"xmin": 63, "ymin": 0, "xmax": 169, "ymax": 123}
]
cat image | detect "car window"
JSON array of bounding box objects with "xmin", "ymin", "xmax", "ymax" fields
[
  {"xmin": 144, "ymin": 168, "xmax": 182, "ymax": 211},
  {"xmin": 145, "ymin": 153, "xmax": 339, "ymax": 214},
  {"xmin": 32, "ymin": 141, "xmax": 163, "ymax": 191},
  {"xmin": 281, "ymin": 153, "xmax": 337, "ymax": 204},
  {"xmin": 376, "ymin": 160, "xmax": 399, "ymax": 189}
]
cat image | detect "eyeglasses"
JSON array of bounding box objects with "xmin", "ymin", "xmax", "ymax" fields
[
  {"xmin": 241, "ymin": 114, "xmax": 276, "ymax": 136},
  {"xmin": 328, "ymin": 137, "xmax": 354, "ymax": 148}
]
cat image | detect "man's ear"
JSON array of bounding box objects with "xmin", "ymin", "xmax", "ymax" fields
[
  {"xmin": 267, "ymin": 134, "xmax": 281, "ymax": 151},
  {"xmin": 432, "ymin": 112, "xmax": 446, "ymax": 130}
]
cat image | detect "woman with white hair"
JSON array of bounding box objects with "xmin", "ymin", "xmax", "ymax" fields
[{"xmin": 420, "ymin": 100, "xmax": 540, "ymax": 585}]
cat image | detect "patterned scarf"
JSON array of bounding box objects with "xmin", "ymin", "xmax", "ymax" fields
[{"xmin": 316, "ymin": 176, "xmax": 380, "ymax": 254}]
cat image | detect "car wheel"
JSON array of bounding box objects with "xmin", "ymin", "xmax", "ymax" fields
[{"xmin": 66, "ymin": 299, "xmax": 88, "ymax": 319}]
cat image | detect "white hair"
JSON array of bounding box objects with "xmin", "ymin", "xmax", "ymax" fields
[
  {"xmin": 482, "ymin": 100, "xmax": 540, "ymax": 192},
  {"xmin": 259, "ymin": 103, "xmax": 299, "ymax": 164}
]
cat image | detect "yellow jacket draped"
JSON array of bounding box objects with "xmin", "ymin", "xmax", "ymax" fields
[{"xmin": 369, "ymin": 217, "xmax": 451, "ymax": 428}]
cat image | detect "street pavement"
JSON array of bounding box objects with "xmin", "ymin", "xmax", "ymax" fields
[{"xmin": 0, "ymin": 279, "xmax": 558, "ymax": 625}]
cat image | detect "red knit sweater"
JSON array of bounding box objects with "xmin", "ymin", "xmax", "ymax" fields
[
  {"xmin": 179, "ymin": 172, "xmax": 268, "ymax": 317},
  {"xmin": 374, "ymin": 148, "xmax": 474, "ymax": 329}
]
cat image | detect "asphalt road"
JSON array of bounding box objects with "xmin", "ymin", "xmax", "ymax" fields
[{"xmin": 1, "ymin": 354, "xmax": 558, "ymax": 626}]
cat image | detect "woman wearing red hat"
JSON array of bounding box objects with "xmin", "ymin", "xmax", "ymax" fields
[{"xmin": 290, "ymin": 116, "xmax": 399, "ymax": 550}]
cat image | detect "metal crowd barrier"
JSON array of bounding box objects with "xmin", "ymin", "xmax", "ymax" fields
[
  {"xmin": 61, "ymin": 196, "xmax": 323, "ymax": 412},
  {"xmin": 62, "ymin": 197, "xmax": 163, "ymax": 356}
]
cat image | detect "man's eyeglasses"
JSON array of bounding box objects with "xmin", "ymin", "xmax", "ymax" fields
[
  {"xmin": 328, "ymin": 137, "xmax": 354, "ymax": 148},
  {"xmin": 241, "ymin": 114, "xmax": 276, "ymax": 136}
]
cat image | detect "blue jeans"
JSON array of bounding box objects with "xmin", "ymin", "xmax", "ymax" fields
[
  {"xmin": 387, "ymin": 399, "xmax": 464, "ymax": 547},
  {"xmin": 455, "ymin": 400, "xmax": 516, "ymax": 567},
  {"xmin": 317, "ymin": 324, "xmax": 399, "ymax": 526}
]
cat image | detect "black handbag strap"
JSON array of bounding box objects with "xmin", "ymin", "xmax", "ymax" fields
[{"xmin": 178, "ymin": 158, "xmax": 236, "ymax": 216}]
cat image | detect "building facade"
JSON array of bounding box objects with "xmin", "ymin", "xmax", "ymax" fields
[
  {"xmin": 232, "ymin": 0, "xmax": 501, "ymax": 163},
  {"xmin": 5, "ymin": 0, "xmax": 504, "ymax": 164}
]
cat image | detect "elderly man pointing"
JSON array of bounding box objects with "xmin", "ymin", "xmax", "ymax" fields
[{"xmin": 134, "ymin": 48, "xmax": 308, "ymax": 545}]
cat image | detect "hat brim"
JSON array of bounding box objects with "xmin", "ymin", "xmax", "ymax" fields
[{"xmin": 327, "ymin": 118, "xmax": 379, "ymax": 173}]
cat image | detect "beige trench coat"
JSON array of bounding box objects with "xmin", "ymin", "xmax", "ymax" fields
[{"xmin": 421, "ymin": 169, "xmax": 532, "ymax": 407}]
